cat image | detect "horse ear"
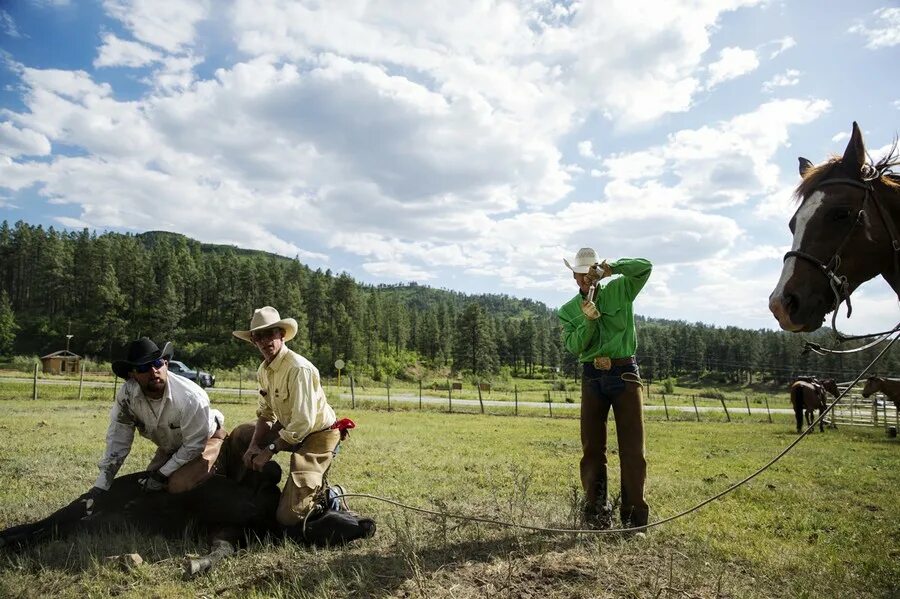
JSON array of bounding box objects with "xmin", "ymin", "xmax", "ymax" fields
[
  {"xmin": 798, "ymin": 157, "xmax": 813, "ymax": 176},
  {"xmin": 841, "ymin": 121, "xmax": 866, "ymax": 175}
]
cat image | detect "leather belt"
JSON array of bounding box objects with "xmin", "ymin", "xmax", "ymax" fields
[{"xmin": 591, "ymin": 356, "xmax": 636, "ymax": 370}]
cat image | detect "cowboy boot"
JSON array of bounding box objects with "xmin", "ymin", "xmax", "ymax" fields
[{"xmin": 583, "ymin": 476, "xmax": 613, "ymax": 529}]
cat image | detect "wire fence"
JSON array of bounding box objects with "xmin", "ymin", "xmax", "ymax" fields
[{"xmin": 3, "ymin": 368, "xmax": 897, "ymax": 434}]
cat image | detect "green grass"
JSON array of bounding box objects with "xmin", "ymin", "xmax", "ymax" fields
[{"xmin": 0, "ymin": 392, "xmax": 898, "ymax": 598}]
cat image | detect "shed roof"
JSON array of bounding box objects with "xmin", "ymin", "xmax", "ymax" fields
[{"xmin": 40, "ymin": 350, "xmax": 82, "ymax": 360}]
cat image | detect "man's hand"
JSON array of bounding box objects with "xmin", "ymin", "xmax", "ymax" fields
[
  {"xmin": 78, "ymin": 486, "xmax": 106, "ymax": 516},
  {"xmin": 242, "ymin": 445, "xmax": 263, "ymax": 469},
  {"xmin": 587, "ymin": 260, "xmax": 613, "ymax": 284},
  {"xmin": 251, "ymin": 448, "xmax": 274, "ymax": 472},
  {"xmin": 581, "ymin": 300, "xmax": 600, "ymax": 320},
  {"xmin": 139, "ymin": 470, "xmax": 168, "ymax": 492}
]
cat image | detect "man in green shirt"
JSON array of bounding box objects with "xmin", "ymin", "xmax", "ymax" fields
[{"xmin": 559, "ymin": 247, "xmax": 652, "ymax": 529}]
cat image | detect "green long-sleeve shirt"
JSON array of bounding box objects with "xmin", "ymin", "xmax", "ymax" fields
[{"xmin": 558, "ymin": 258, "xmax": 652, "ymax": 362}]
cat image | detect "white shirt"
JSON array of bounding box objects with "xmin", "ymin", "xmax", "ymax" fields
[
  {"xmin": 256, "ymin": 345, "xmax": 336, "ymax": 445},
  {"xmin": 94, "ymin": 372, "xmax": 224, "ymax": 490}
]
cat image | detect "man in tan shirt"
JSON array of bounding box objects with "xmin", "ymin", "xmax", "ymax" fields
[{"xmin": 230, "ymin": 306, "xmax": 343, "ymax": 526}]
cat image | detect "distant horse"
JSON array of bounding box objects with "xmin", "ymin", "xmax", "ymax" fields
[
  {"xmin": 861, "ymin": 376, "xmax": 900, "ymax": 409},
  {"xmin": 769, "ymin": 122, "xmax": 900, "ymax": 332},
  {"xmin": 789, "ymin": 378, "xmax": 840, "ymax": 432}
]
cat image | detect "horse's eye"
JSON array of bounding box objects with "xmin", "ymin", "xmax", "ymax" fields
[{"xmin": 829, "ymin": 207, "xmax": 853, "ymax": 221}]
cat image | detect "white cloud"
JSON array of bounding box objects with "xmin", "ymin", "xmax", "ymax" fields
[
  {"xmin": 94, "ymin": 33, "xmax": 162, "ymax": 68},
  {"xmin": 893, "ymin": 100, "xmax": 900, "ymax": 110},
  {"xmin": 762, "ymin": 69, "xmax": 800, "ymax": 92},
  {"xmin": 602, "ymin": 98, "xmax": 831, "ymax": 210},
  {"xmin": 0, "ymin": 122, "xmax": 51, "ymax": 157},
  {"xmin": 102, "ymin": 0, "xmax": 210, "ymax": 53},
  {"xmin": 706, "ymin": 46, "xmax": 760, "ymax": 89},
  {"xmin": 849, "ymin": 7, "xmax": 900, "ymax": 49},
  {"xmin": 769, "ymin": 36, "xmax": 796, "ymax": 59},
  {"xmin": 577, "ymin": 140, "xmax": 595, "ymax": 159},
  {"xmin": 1, "ymin": 10, "xmax": 21, "ymax": 38},
  {"xmin": 831, "ymin": 131, "xmax": 850, "ymax": 143}
]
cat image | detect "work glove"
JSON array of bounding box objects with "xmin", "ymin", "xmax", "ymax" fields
[
  {"xmin": 139, "ymin": 470, "xmax": 169, "ymax": 492},
  {"xmin": 581, "ymin": 300, "xmax": 600, "ymax": 320}
]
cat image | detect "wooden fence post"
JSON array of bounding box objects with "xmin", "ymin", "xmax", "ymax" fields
[
  {"xmin": 387, "ymin": 378, "xmax": 391, "ymax": 411},
  {"xmin": 238, "ymin": 368, "xmax": 243, "ymax": 400},
  {"xmin": 692, "ymin": 395, "xmax": 700, "ymax": 422},
  {"xmin": 32, "ymin": 363, "xmax": 38, "ymax": 400},
  {"xmin": 547, "ymin": 390, "xmax": 553, "ymax": 418},
  {"xmin": 764, "ymin": 396, "xmax": 772, "ymax": 423},
  {"xmin": 419, "ymin": 380, "xmax": 422, "ymax": 410},
  {"xmin": 719, "ymin": 397, "xmax": 731, "ymax": 422},
  {"xmin": 477, "ymin": 382, "xmax": 484, "ymax": 414},
  {"xmin": 744, "ymin": 394, "xmax": 751, "ymax": 416},
  {"xmin": 78, "ymin": 363, "xmax": 85, "ymax": 400},
  {"xmin": 350, "ymin": 374, "xmax": 356, "ymax": 409},
  {"xmin": 447, "ymin": 379, "xmax": 452, "ymax": 413},
  {"xmin": 514, "ymin": 385, "xmax": 518, "ymax": 416},
  {"xmin": 113, "ymin": 376, "xmax": 118, "ymax": 400},
  {"xmin": 662, "ymin": 393, "xmax": 669, "ymax": 421}
]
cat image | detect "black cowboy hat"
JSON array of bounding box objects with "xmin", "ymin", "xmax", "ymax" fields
[{"xmin": 111, "ymin": 337, "xmax": 174, "ymax": 379}]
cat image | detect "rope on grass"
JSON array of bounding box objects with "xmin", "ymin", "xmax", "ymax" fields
[{"xmin": 334, "ymin": 331, "xmax": 900, "ymax": 535}]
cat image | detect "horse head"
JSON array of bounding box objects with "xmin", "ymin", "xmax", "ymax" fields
[
  {"xmin": 769, "ymin": 122, "xmax": 900, "ymax": 332},
  {"xmin": 860, "ymin": 376, "xmax": 882, "ymax": 398},
  {"xmin": 820, "ymin": 378, "xmax": 839, "ymax": 397}
]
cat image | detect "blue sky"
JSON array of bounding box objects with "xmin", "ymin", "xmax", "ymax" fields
[{"xmin": 1, "ymin": 0, "xmax": 898, "ymax": 333}]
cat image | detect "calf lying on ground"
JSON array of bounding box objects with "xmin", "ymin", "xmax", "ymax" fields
[{"xmin": 0, "ymin": 465, "xmax": 375, "ymax": 578}]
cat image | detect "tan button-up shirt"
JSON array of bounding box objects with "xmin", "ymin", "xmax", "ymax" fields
[{"xmin": 256, "ymin": 345, "xmax": 336, "ymax": 445}]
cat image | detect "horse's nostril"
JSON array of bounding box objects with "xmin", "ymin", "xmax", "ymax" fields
[{"xmin": 783, "ymin": 293, "xmax": 798, "ymax": 315}]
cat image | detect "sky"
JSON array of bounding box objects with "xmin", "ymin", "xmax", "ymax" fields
[{"xmin": 1, "ymin": 0, "xmax": 899, "ymax": 334}]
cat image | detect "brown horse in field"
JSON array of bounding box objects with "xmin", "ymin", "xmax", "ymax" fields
[
  {"xmin": 769, "ymin": 122, "xmax": 900, "ymax": 332},
  {"xmin": 790, "ymin": 378, "xmax": 840, "ymax": 432},
  {"xmin": 861, "ymin": 376, "xmax": 900, "ymax": 409}
]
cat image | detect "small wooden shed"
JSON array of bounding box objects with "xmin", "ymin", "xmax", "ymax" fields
[{"xmin": 40, "ymin": 350, "xmax": 81, "ymax": 375}]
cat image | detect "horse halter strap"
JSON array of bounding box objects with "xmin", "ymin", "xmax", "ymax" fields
[{"xmin": 783, "ymin": 176, "xmax": 900, "ymax": 343}]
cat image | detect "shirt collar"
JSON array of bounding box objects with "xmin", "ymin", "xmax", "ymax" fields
[{"xmin": 266, "ymin": 344, "xmax": 290, "ymax": 371}]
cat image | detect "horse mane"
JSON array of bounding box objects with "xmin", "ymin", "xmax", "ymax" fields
[{"xmin": 794, "ymin": 138, "xmax": 900, "ymax": 203}]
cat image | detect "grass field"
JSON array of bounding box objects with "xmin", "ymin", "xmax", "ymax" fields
[{"xmin": 0, "ymin": 392, "xmax": 898, "ymax": 598}]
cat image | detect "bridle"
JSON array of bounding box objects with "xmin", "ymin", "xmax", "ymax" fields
[{"xmin": 783, "ymin": 169, "xmax": 900, "ymax": 349}]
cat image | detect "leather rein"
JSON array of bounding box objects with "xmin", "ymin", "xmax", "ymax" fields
[{"xmin": 782, "ymin": 172, "xmax": 900, "ymax": 351}]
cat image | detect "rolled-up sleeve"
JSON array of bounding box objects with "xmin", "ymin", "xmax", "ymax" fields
[
  {"xmin": 158, "ymin": 392, "xmax": 209, "ymax": 478},
  {"xmin": 94, "ymin": 392, "xmax": 136, "ymax": 490},
  {"xmin": 278, "ymin": 367, "xmax": 318, "ymax": 445}
]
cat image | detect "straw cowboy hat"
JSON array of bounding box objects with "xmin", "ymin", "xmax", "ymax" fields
[
  {"xmin": 112, "ymin": 337, "xmax": 174, "ymax": 379},
  {"xmin": 232, "ymin": 306, "xmax": 298, "ymax": 343},
  {"xmin": 563, "ymin": 247, "xmax": 601, "ymax": 274}
]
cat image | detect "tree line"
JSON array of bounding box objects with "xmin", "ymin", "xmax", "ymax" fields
[{"xmin": 0, "ymin": 220, "xmax": 897, "ymax": 383}]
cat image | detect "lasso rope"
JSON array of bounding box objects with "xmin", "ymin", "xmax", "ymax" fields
[{"xmin": 333, "ymin": 331, "xmax": 899, "ymax": 535}]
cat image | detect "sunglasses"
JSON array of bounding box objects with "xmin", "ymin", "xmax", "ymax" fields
[
  {"xmin": 134, "ymin": 358, "xmax": 166, "ymax": 373},
  {"xmin": 250, "ymin": 328, "xmax": 281, "ymax": 343}
]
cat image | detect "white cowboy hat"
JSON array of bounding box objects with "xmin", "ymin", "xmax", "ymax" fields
[
  {"xmin": 563, "ymin": 247, "xmax": 600, "ymax": 274},
  {"xmin": 232, "ymin": 306, "xmax": 298, "ymax": 343}
]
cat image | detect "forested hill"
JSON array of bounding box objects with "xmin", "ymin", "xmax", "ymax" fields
[{"xmin": 0, "ymin": 221, "xmax": 896, "ymax": 382}]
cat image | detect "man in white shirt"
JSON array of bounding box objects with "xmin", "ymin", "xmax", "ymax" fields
[
  {"xmin": 230, "ymin": 306, "xmax": 350, "ymax": 526},
  {"xmin": 88, "ymin": 338, "xmax": 225, "ymax": 497}
]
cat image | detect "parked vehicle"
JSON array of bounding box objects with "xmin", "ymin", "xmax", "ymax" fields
[{"xmin": 168, "ymin": 360, "xmax": 215, "ymax": 388}]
